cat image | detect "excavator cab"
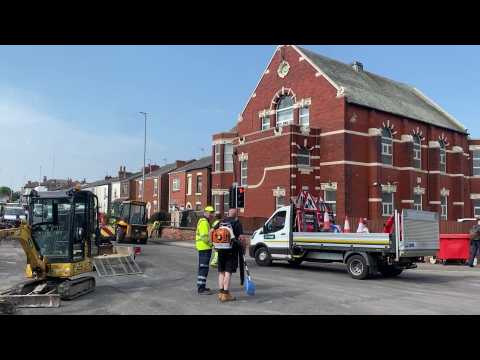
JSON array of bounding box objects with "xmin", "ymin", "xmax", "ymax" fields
[
  {"xmin": 27, "ymin": 189, "xmax": 99, "ymax": 278},
  {"xmin": 114, "ymin": 201, "xmax": 148, "ymax": 244}
]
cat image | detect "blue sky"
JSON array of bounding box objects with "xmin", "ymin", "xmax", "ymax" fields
[{"xmin": 0, "ymin": 45, "xmax": 479, "ymax": 190}]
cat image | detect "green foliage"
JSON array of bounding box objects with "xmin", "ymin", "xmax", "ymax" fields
[{"xmin": 0, "ymin": 186, "xmax": 12, "ymax": 196}]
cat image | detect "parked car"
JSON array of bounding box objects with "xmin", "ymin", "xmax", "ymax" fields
[{"xmin": 1, "ymin": 206, "xmax": 27, "ymax": 227}]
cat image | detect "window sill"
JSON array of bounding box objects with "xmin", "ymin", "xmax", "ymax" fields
[{"xmin": 195, "ymin": 193, "xmax": 202, "ymax": 196}]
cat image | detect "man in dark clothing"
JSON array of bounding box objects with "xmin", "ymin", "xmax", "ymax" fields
[
  {"xmin": 215, "ymin": 208, "xmax": 244, "ymax": 302},
  {"xmin": 467, "ymin": 220, "xmax": 480, "ymax": 267}
]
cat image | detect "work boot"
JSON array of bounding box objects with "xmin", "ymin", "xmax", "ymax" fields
[
  {"xmin": 198, "ymin": 288, "xmax": 213, "ymax": 295},
  {"xmin": 221, "ymin": 291, "xmax": 236, "ymax": 302}
]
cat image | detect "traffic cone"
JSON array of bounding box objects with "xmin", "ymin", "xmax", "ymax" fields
[
  {"xmin": 323, "ymin": 211, "xmax": 331, "ymax": 230},
  {"xmin": 344, "ymin": 217, "xmax": 351, "ymax": 233}
]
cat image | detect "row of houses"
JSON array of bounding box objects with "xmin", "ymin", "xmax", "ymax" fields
[{"xmin": 81, "ymin": 157, "xmax": 214, "ymax": 219}]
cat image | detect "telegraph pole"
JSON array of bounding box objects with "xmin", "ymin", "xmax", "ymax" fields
[{"xmin": 139, "ymin": 112, "xmax": 147, "ymax": 201}]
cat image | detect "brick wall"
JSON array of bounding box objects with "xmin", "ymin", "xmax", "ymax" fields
[{"xmin": 212, "ymin": 45, "xmax": 476, "ymax": 224}]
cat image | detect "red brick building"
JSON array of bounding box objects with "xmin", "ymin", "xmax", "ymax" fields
[
  {"xmin": 212, "ymin": 45, "xmax": 479, "ymax": 224},
  {"xmin": 168, "ymin": 156, "xmax": 212, "ymax": 211},
  {"xmin": 140, "ymin": 160, "xmax": 191, "ymax": 218}
]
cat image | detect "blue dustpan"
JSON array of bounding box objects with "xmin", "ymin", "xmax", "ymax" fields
[
  {"xmin": 244, "ymin": 277, "xmax": 256, "ymax": 296},
  {"xmin": 242, "ymin": 253, "xmax": 256, "ymax": 296}
]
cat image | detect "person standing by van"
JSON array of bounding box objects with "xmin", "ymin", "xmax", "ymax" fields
[{"xmin": 215, "ymin": 208, "xmax": 244, "ymax": 302}]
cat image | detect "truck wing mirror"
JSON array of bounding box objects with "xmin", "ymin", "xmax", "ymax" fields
[{"xmin": 263, "ymin": 224, "xmax": 267, "ymax": 234}]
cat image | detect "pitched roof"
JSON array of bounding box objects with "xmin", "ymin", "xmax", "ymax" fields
[
  {"xmin": 294, "ymin": 45, "xmax": 467, "ymax": 134},
  {"xmin": 171, "ymin": 156, "xmax": 212, "ymax": 173},
  {"xmin": 146, "ymin": 162, "xmax": 180, "ymax": 178}
]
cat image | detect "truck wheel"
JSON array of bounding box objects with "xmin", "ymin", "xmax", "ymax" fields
[
  {"xmin": 255, "ymin": 247, "xmax": 272, "ymax": 266},
  {"xmin": 378, "ymin": 265, "xmax": 403, "ymax": 278},
  {"xmin": 346, "ymin": 255, "xmax": 369, "ymax": 280}
]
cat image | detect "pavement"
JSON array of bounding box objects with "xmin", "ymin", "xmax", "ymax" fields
[{"xmin": 2, "ymin": 238, "xmax": 480, "ymax": 315}]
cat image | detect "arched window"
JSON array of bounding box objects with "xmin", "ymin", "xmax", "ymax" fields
[
  {"xmin": 276, "ymin": 95, "xmax": 294, "ymax": 127},
  {"xmin": 439, "ymin": 140, "xmax": 447, "ymax": 172},
  {"xmin": 413, "ymin": 135, "xmax": 422, "ymax": 169},
  {"xmin": 381, "ymin": 128, "xmax": 393, "ymax": 165}
]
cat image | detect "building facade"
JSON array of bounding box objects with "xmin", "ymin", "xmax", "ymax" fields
[
  {"xmin": 140, "ymin": 160, "xmax": 190, "ymax": 218},
  {"xmin": 168, "ymin": 156, "xmax": 212, "ymax": 211},
  {"xmin": 212, "ymin": 45, "xmax": 478, "ymax": 223}
]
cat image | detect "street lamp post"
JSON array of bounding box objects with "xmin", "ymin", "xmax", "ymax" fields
[{"xmin": 139, "ymin": 112, "xmax": 147, "ymax": 202}]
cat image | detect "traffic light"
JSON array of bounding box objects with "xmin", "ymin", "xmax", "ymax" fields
[
  {"xmin": 229, "ymin": 185, "xmax": 236, "ymax": 208},
  {"xmin": 237, "ymin": 186, "xmax": 245, "ymax": 208}
]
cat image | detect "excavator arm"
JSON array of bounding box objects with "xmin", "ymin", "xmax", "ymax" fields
[{"xmin": 0, "ymin": 225, "xmax": 47, "ymax": 278}]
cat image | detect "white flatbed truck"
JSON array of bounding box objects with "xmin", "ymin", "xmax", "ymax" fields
[{"xmin": 249, "ymin": 204, "xmax": 440, "ymax": 279}]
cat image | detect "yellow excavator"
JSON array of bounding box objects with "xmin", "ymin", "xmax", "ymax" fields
[
  {"xmin": 101, "ymin": 200, "xmax": 148, "ymax": 244},
  {"xmin": 0, "ymin": 187, "xmax": 140, "ymax": 314}
]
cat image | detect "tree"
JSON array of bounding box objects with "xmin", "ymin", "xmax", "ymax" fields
[{"xmin": 0, "ymin": 186, "xmax": 12, "ymax": 200}]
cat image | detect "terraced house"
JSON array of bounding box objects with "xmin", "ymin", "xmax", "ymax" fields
[{"xmin": 212, "ymin": 45, "xmax": 480, "ymax": 223}]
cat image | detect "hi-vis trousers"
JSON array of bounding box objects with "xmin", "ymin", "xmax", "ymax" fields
[{"xmin": 197, "ymin": 249, "xmax": 212, "ymax": 291}]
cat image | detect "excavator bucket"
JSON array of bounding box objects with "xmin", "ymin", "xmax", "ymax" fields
[
  {"xmin": 0, "ymin": 294, "xmax": 61, "ymax": 310},
  {"xmin": 0, "ymin": 279, "xmax": 61, "ymax": 313},
  {"xmin": 93, "ymin": 254, "xmax": 142, "ymax": 277}
]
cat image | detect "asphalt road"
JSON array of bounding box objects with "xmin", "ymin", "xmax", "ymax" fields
[{"xmin": 1, "ymin": 239, "xmax": 480, "ymax": 315}]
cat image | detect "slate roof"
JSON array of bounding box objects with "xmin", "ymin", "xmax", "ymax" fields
[
  {"xmin": 295, "ymin": 46, "xmax": 467, "ymax": 134},
  {"xmin": 171, "ymin": 156, "xmax": 212, "ymax": 173},
  {"xmin": 146, "ymin": 162, "xmax": 180, "ymax": 178}
]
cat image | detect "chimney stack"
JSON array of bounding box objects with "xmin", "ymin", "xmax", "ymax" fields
[{"xmin": 351, "ymin": 61, "xmax": 363, "ymax": 72}]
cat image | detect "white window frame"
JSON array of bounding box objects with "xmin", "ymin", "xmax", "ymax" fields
[
  {"xmin": 474, "ymin": 199, "xmax": 480, "ymax": 218},
  {"xmin": 324, "ymin": 189, "xmax": 337, "ymax": 216},
  {"xmin": 276, "ymin": 96, "xmax": 294, "ymax": 127},
  {"xmin": 473, "ymin": 150, "xmax": 480, "ymax": 176},
  {"xmin": 240, "ymin": 160, "xmax": 248, "ymax": 186},
  {"xmin": 223, "ymin": 193, "xmax": 230, "ymax": 215},
  {"xmin": 137, "ymin": 181, "xmax": 143, "ymax": 199},
  {"xmin": 382, "ymin": 192, "xmax": 394, "ymax": 217},
  {"xmin": 439, "ymin": 141, "xmax": 447, "ymax": 173},
  {"xmin": 413, "ymin": 135, "xmax": 422, "ymax": 169},
  {"xmin": 297, "ymin": 147, "xmax": 310, "ymax": 167},
  {"xmin": 213, "ymin": 195, "xmax": 221, "ymax": 212},
  {"xmin": 440, "ymin": 195, "xmax": 448, "ymax": 220},
  {"xmin": 214, "ymin": 144, "xmax": 221, "ymax": 172},
  {"xmin": 172, "ymin": 177, "xmax": 180, "ymax": 192},
  {"xmin": 153, "ymin": 178, "xmax": 158, "ymax": 196},
  {"xmin": 196, "ymin": 175, "xmax": 203, "ymax": 194},
  {"xmin": 413, "ymin": 193, "xmax": 422, "ymax": 211},
  {"xmin": 261, "ymin": 116, "xmax": 270, "ymax": 131},
  {"xmin": 186, "ymin": 175, "xmax": 192, "ymax": 196},
  {"xmin": 275, "ymin": 195, "xmax": 286, "ymax": 209},
  {"xmin": 381, "ymin": 128, "xmax": 393, "ymax": 165},
  {"xmin": 223, "ymin": 143, "xmax": 233, "ymax": 172},
  {"xmin": 299, "ymin": 106, "xmax": 310, "ymax": 127}
]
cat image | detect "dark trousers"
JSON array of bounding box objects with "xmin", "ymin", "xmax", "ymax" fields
[
  {"xmin": 197, "ymin": 249, "xmax": 212, "ymax": 291},
  {"xmin": 468, "ymin": 240, "xmax": 480, "ymax": 266}
]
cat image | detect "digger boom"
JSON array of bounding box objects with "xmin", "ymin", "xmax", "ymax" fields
[{"xmin": 0, "ymin": 225, "xmax": 46, "ymax": 278}]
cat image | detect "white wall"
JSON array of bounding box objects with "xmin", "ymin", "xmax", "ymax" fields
[
  {"xmin": 111, "ymin": 182, "xmax": 121, "ymax": 202},
  {"xmin": 84, "ymin": 184, "xmax": 110, "ymax": 214}
]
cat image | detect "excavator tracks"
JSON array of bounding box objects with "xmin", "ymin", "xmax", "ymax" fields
[{"xmin": 57, "ymin": 276, "xmax": 96, "ymax": 300}]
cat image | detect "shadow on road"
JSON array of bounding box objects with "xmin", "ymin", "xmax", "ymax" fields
[{"xmin": 267, "ymin": 262, "xmax": 478, "ymax": 285}]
